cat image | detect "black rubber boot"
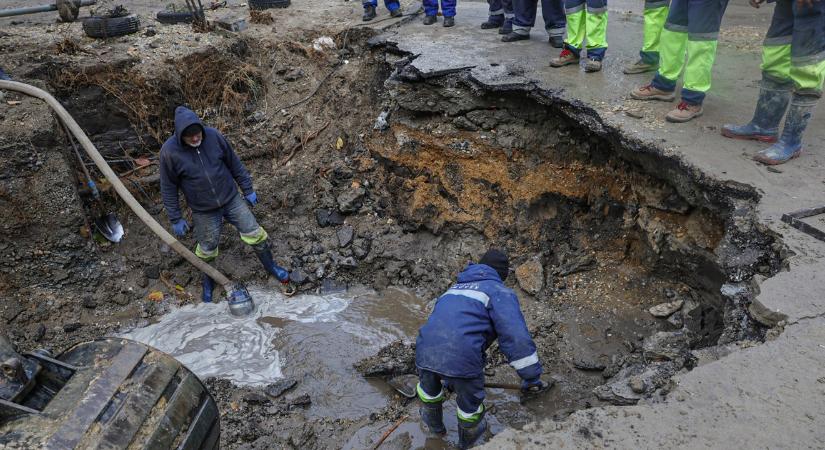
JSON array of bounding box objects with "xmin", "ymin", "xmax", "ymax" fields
[
  {"xmin": 443, "ymin": 16, "xmax": 455, "ymax": 27},
  {"xmin": 498, "ymin": 17, "xmax": 513, "ymax": 34},
  {"xmin": 419, "ymin": 402, "xmax": 446, "ymax": 435},
  {"xmin": 423, "ymin": 15, "xmax": 437, "ymax": 25},
  {"xmin": 201, "ymin": 273, "xmax": 215, "ymax": 303},
  {"xmin": 549, "ymin": 34, "xmax": 564, "ymax": 48},
  {"xmin": 362, "ymin": 5, "xmax": 376, "ymax": 21},
  {"xmin": 501, "ymin": 31, "xmax": 529, "ymax": 42},
  {"xmin": 458, "ymin": 416, "xmax": 487, "ymax": 449},
  {"xmin": 480, "ymin": 14, "xmax": 504, "ymax": 29}
]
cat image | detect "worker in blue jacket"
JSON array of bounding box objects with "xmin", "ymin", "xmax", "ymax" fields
[
  {"xmin": 415, "ymin": 249, "xmax": 548, "ymax": 449},
  {"xmin": 160, "ymin": 106, "xmax": 293, "ymax": 303}
]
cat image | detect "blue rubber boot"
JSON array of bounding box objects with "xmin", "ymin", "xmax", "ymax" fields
[
  {"xmin": 481, "ymin": 14, "xmax": 504, "ymax": 29},
  {"xmin": 754, "ymin": 94, "xmax": 817, "ymax": 165},
  {"xmin": 201, "ymin": 273, "xmax": 215, "ymax": 303},
  {"xmin": 722, "ymin": 80, "xmax": 791, "ymax": 143},
  {"xmin": 254, "ymin": 242, "xmax": 290, "ymax": 282},
  {"xmin": 458, "ymin": 416, "xmax": 487, "ymax": 449},
  {"xmin": 419, "ymin": 402, "xmax": 446, "ymax": 435}
]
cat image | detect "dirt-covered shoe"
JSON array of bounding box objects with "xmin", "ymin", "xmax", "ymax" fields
[
  {"xmin": 666, "ymin": 101, "xmax": 703, "ymax": 123},
  {"xmin": 423, "ymin": 15, "xmax": 437, "ymax": 25},
  {"xmin": 390, "ymin": 8, "xmax": 403, "ymax": 18},
  {"xmin": 362, "ymin": 5, "xmax": 376, "ymax": 21},
  {"xmin": 501, "ymin": 31, "xmax": 529, "ymax": 42},
  {"xmin": 623, "ymin": 59, "xmax": 657, "ymax": 74},
  {"xmin": 480, "ymin": 14, "xmax": 504, "ymax": 29},
  {"xmin": 630, "ymin": 83, "xmax": 675, "ymax": 101},
  {"xmin": 443, "ymin": 16, "xmax": 455, "ymax": 27},
  {"xmin": 550, "ymin": 49, "xmax": 579, "ymax": 67},
  {"xmin": 584, "ymin": 58, "xmax": 602, "ymax": 73}
]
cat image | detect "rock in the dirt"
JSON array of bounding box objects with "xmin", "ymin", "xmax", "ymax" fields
[
  {"xmin": 144, "ymin": 265, "xmax": 160, "ymax": 279},
  {"xmin": 338, "ymin": 257, "xmax": 358, "ymax": 269},
  {"xmin": 643, "ymin": 330, "xmax": 691, "ymax": 360},
  {"xmin": 337, "ymin": 225, "xmax": 354, "ymax": 247},
  {"xmin": 648, "ymin": 299, "xmax": 684, "ymax": 318},
  {"xmin": 667, "ymin": 311, "xmax": 684, "ymax": 329},
  {"xmin": 288, "ymin": 393, "xmax": 311, "ymax": 407},
  {"xmin": 315, "ymin": 209, "xmax": 345, "ymax": 227},
  {"xmin": 555, "ymin": 253, "xmax": 596, "ymax": 276},
  {"xmin": 265, "ymin": 378, "xmax": 297, "ymax": 399},
  {"xmin": 354, "ymin": 340, "xmax": 416, "ymax": 377},
  {"xmin": 289, "ymin": 269, "xmax": 308, "ymax": 285},
  {"xmin": 628, "ymin": 376, "xmax": 646, "ymax": 394},
  {"xmin": 337, "ymin": 187, "xmax": 366, "ymax": 214},
  {"xmin": 63, "ymin": 322, "xmax": 82, "ymax": 333},
  {"xmin": 515, "ymin": 258, "xmax": 544, "ymax": 295},
  {"xmin": 33, "ymin": 324, "xmax": 46, "ymax": 342},
  {"xmin": 81, "ymin": 296, "xmax": 96, "ymax": 309},
  {"xmin": 243, "ymin": 391, "xmax": 270, "ymax": 405},
  {"xmin": 572, "ymin": 357, "xmax": 606, "ymax": 371}
]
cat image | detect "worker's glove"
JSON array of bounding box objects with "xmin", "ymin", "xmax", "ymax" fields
[
  {"xmin": 171, "ymin": 219, "xmax": 190, "ymax": 237},
  {"xmin": 244, "ymin": 192, "xmax": 258, "ymax": 207},
  {"xmin": 520, "ymin": 378, "xmax": 549, "ymax": 394}
]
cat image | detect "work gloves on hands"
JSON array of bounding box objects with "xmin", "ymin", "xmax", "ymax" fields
[
  {"xmin": 521, "ymin": 378, "xmax": 550, "ymax": 394},
  {"xmin": 172, "ymin": 219, "xmax": 190, "ymax": 237},
  {"xmin": 245, "ymin": 191, "xmax": 258, "ymax": 207}
]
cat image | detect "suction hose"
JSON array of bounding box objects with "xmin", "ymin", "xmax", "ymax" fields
[{"xmin": 0, "ymin": 80, "xmax": 235, "ymax": 292}]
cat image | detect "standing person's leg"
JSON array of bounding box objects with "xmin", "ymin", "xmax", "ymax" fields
[
  {"xmin": 482, "ymin": 0, "xmax": 507, "ymax": 29},
  {"xmin": 362, "ymin": 0, "xmax": 378, "ymax": 21},
  {"xmin": 449, "ymin": 376, "xmax": 487, "ymax": 449},
  {"xmin": 755, "ymin": 0, "xmax": 825, "ymax": 164},
  {"xmin": 423, "ymin": 0, "xmax": 439, "ymax": 24},
  {"xmin": 441, "ymin": 0, "xmax": 457, "ymax": 26},
  {"xmin": 550, "ymin": 0, "xmax": 585, "ymax": 67},
  {"xmin": 223, "ymin": 194, "xmax": 290, "ymax": 284},
  {"xmin": 541, "ymin": 0, "xmax": 567, "ymax": 47},
  {"xmin": 416, "ymin": 369, "xmax": 447, "ymax": 435},
  {"xmin": 582, "ymin": 0, "xmax": 608, "ymax": 72},
  {"xmin": 631, "ymin": 0, "xmax": 687, "ymax": 101},
  {"xmin": 503, "ymin": 0, "xmax": 515, "ymax": 34},
  {"xmin": 191, "ymin": 209, "xmax": 223, "ymax": 303},
  {"xmin": 723, "ymin": 0, "xmax": 793, "ymax": 142},
  {"xmin": 666, "ymin": 0, "xmax": 729, "ymax": 122},
  {"xmin": 384, "ymin": 0, "xmax": 402, "ymax": 17},
  {"xmin": 504, "ymin": 0, "xmax": 538, "ymax": 41},
  {"xmin": 625, "ymin": 0, "xmax": 670, "ymax": 74}
]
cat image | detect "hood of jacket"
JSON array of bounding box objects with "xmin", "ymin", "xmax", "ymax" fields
[{"xmin": 174, "ymin": 106, "xmax": 205, "ymax": 148}]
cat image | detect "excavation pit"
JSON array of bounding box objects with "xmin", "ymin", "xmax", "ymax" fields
[{"xmin": 0, "ymin": 19, "xmax": 784, "ymax": 449}]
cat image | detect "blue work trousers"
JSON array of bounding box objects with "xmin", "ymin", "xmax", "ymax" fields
[
  {"xmin": 419, "ymin": 369, "xmax": 486, "ymax": 423},
  {"xmin": 488, "ymin": 0, "xmax": 514, "ymax": 19},
  {"xmin": 192, "ymin": 193, "xmax": 263, "ymax": 260},
  {"xmin": 363, "ymin": 0, "xmax": 400, "ymax": 11},
  {"xmin": 423, "ymin": 0, "xmax": 457, "ymax": 17},
  {"xmin": 513, "ymin": 0, "xmax": 566, "ymax": 36}
]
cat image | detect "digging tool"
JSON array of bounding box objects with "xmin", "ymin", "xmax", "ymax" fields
[
  {"xmin": 387, "ymin": 374, "xmax": 550, "ymax": 400},
  {"xmin": 0, "ymin": 80, "xmax": 256, "ymax": 317},
  {"xmin": 61, "ymin": 120, "xmax": 124, "ymax": 243}
]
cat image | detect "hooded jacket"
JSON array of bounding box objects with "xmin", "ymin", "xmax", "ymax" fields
[
  {"xmin": 415, "ymin": 263, "xmax": 543, "ymax": 380},
  {"xmin": 160, "ymin": 107, "xmax": 253, "ymax": 222}
]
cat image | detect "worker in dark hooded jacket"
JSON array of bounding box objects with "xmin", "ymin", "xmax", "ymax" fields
[
  {"xmin": 415, "ymin": 249, "xmax": 548, "ymax": 449},
  {"xmin": 160, "ymin": 106, "xmax": 293, "ymax": 303}
]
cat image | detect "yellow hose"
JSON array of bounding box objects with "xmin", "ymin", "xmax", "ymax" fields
[{"xmin": 0, "ymin": 80, "xmax": 233, "ymax": 289}]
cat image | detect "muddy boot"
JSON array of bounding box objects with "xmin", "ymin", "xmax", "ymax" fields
[
  {"xmin": 443, "ymin": 16, "xmax": 455, "ymax": 27},
  {"xmin": 501, "ymin": 30, "xmax": 529, "ymax": 42},
  {"xmin": 201, "ymin": 273, "xmax": 215, "ymax": 303},
  {"xmin": 458, "ymin": 416, "xmax": 487, "ymax": 449},
  {"xmin": 548, "ymin": 34, "xmax": 564, "ymax": 48},
  {"xmin": 623, "ymin": 59, "xmax": 658, "ymax": 74},
  {"xmin": 499, "ymin": 17, "xmax": 513, "ymax": 34},
  {"xmin": 390, "ymin": 8, "xmax": 403, "ymax": 17},
  {"xmin": 362, "ymin": 5, "xmax": 376, "ymax": 21},
  {"xmin": 584, "ymin": 58, "xmax": 602, "ymax": 73},
  {"xmin": 480, "ymin": 14, "xmax": 504, "ymax": 29},
  {"xmin": 722, "ymin": 80, "xmax": 791, "ymax": 143},
  {"xmin": 754, "ymin": 94, "xmax": 816, "ymax": 165},
  {"xmin": 666, "ymin": 100, "xmax": 703, "ymax": 123},
  {"xmin": 550, "ymin": 49, "xmax": 579, "ymax": 67},
  {"xmin": 253, "ymin": 241, "xmax": 296, "ymax": 295},
  {"xmin": 419, "ymin": 402, "xmax": 446, "ymax": 435},
  {"xmin": 423, "ymin": 15, "xmax": 437, "ymax": 25},
  {"xmin": 630, "ymin": 83, "xmax": 675, "ymax": 101}
]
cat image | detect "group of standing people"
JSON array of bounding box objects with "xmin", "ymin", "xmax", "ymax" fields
[{"xmin": 363, "ymin": 0, "xmax": 824, "ymax": 166}]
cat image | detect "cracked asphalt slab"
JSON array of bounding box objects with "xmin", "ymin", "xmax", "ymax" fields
[{"xmin": 378, "ymin": 0, "xmax": 825, "ymax": 448}]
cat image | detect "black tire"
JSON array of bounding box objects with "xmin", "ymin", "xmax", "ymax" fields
[
  {"xmin": 248, "ymin": 0, "xmax": 291, "ymax": 10},
  {"xmin": 82, "ymin": 14, "xmax": 141, "ymax": 38},
  {"xmin": 156, "ymin": 10, "xmax": 194, "ymax": 24}
]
